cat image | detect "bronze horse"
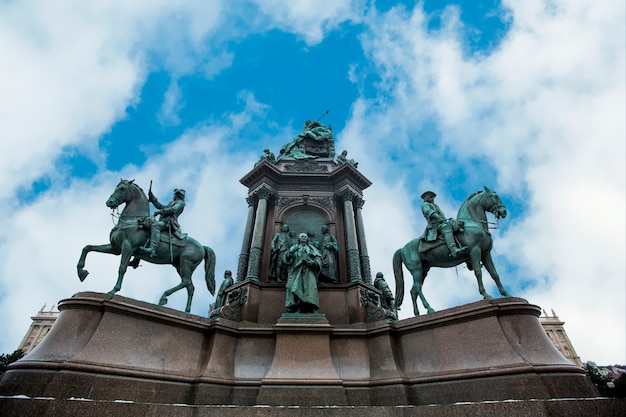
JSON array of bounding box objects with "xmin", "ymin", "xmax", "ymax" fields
[
  {"xmin": 76, "ymin": 179, "xmax": 215, "ymax": 312},
  {"xmin": 393, "ymin": 187, "xmax": 510, "ymax": 316}
]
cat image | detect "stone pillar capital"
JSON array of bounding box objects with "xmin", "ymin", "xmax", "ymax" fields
[
  {"xmin": 255, "ymin": 185, "xmax": 277, "ymax": 203},
  {"xmin": 335, "ymin": 188, "xmax": 358, "ymax": 204}
]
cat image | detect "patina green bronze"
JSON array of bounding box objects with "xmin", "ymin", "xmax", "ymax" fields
[
  {"xmin": 374, "ymin": 272, "xmax": 397, "ymax": 317},
  {"xmin": 420, "ymin": 190, "xmax": 467, "ymax": 258},
  {"xmin": 318, "ymin": 225, "xmax": 338, "ymax": 283},
  {"xmin": 337, "ymin": 150, "xmax": 358, "ymax": 167},
  {"xmin": 394, "ymin": 187, "xmax": 511, "ymax": 316},
  {"xmin": 284, "ymin": 232, "xmax": 322, "ymax": 314},
  {"xmin": 256, "ymin": 148, "xmax": 276, "ymax": 165},
  {"xmin": 137, "ymin": 187, "xmax": 187, "ymax": 258},
  {"xmin": 270, "ymin": 224, "xmax": 293, "ymax": 282},
  {"xmin": 76, "ymin": 179, "xmax": 216, "ymax": 313},
  {"xmin": 278, "ymin": 118, "xmax": 334, "ymax": 159},
  {"xmin": 211, "ymin": 270, "xmax": 234, "ymax": 312}
]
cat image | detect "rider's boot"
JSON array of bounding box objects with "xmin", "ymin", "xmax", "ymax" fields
[
  {"xmin": 145, "ymin": 224, "xmax": 161, "ymax": 257},
  {"xmin": 443, "ymin": 229, "xmax": 467, "ymax": 258}
]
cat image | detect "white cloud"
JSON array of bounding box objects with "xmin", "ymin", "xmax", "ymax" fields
[
  {"xmin": 0, "ymin": 0, "xmax": 230, "ymax": 201},
  {"xmin": 343, "ymin": 0, "xmax": 625, "ymax": 363},
  {"xmin": 251, "ymin": 0, "xmax": 364, "ymax": 45},
  {"xmin": 158, "ymin": 79, "xmax": 184, "ymax": 126}
]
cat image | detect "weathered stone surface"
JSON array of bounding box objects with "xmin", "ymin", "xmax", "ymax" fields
[
  {"xmin": 0, "ymin": 292, "xmax": 600, "ymax": 413},
  {"xmin": 1, "ymin": 398, "xmax": 624, "ymax": 417}
]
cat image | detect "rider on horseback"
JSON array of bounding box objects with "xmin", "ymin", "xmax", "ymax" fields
[
  {"xmin": 421, "ymin": 191, "xmax": 467, "ymax": 258},
  {"xmin": 139, "ymin": 188, "xmax": 187, "ymax": 257}
]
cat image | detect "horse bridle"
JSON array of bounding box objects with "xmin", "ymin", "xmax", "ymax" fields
[
  {"xmin": 482, "ymin": 191, "xmax": 505, "ymax": 226},
  {"xmin": 108, "ymin": 182, "xmax": 145, "ymax": 225},
  {"xmin": 108, "ymin": 182, "xmax": 133, "ymax": 209},
  {"xmin": 458, "ymin": 191, "xmax": 503, "ymax": 229}
]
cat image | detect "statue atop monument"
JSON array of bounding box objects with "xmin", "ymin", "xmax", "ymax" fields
[
  {"xmin": 256, "ymin": 148, "xmax": 276, "ymax": 165},
  {"xmin": 277, "ymin": 113, "xmax": 335, "ymax": 159},
  {"xmin": 337, "ymin": 150, "xmax": 358, "ymax": 168}
]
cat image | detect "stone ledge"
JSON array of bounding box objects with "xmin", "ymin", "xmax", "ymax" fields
[{"xmin": 1, "ymin": 396, "xmax": 624, "ymax": 417}]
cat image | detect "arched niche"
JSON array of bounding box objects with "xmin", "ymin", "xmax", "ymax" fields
[{"xmin": 283, "ymin": 208, "xmax": 328, "ymax": 242}]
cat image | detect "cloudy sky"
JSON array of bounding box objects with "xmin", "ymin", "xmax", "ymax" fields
[{"xmin": 0, "ymin": 0, "xmax": 623, "ymax": 366}]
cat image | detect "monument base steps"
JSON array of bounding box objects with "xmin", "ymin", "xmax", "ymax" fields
[{"xmin": 1, "ymin": 396, "xmax": 625, "ymax": 417}]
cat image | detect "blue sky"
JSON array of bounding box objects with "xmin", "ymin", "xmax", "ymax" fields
[{"xmin": 0, "ymin": 0, "xmax": 624, "ymax": 365}]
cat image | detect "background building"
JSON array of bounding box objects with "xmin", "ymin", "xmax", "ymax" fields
[
  {"xmin": 17, "ymin": 304, "xmax": 59, "ymax": 354},
  {"xmin": 540, "ymin": 308, "xmax": 583, "ymax": 366}
]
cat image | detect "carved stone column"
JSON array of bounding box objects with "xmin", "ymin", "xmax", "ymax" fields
[
  {"xmin": 337, "ymin": 189, "xmax": 362, "ymax": 282},
  {"xmin": 246, "ymin": 186, "xmax": 274, "ymax": 281},
  {"xmin": 355, "ymin": 197, "xmax": 372, "ymax": 284},
  {"xmin": 236, "ymin": 196, "xmax": 257, "ymax": 282}
]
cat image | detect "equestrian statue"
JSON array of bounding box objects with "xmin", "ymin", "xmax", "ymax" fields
[
  {"xmin": 76, "ymin": 179, "xmax": 216, "ymax": 313},
  {"xmin": 393, "ymin": 187, "xmax": 511, "ymax": 316}
]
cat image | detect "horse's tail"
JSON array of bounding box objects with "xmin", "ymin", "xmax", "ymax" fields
[
  {"xmin": 203, "ymin": 246, "xmax": 216, "ymax": 295},
  {"xmin": 393, "ymin": 248, "xmax": 405, "ymax": 308}
]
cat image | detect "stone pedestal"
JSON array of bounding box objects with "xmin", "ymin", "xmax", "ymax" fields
[
  {"xmin": 0, "ymin": 292, "xmax": 601, "ymax": 416},
  {"xmin": 257, "ymin": 314, "xmax": 346, "ymax": 405}
]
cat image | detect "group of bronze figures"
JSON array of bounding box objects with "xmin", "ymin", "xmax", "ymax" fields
[
  {"xmin": 76, "ymin": 180, "xmax": 510, "ymax": 319},
  {"xmin": 269, "ymin": 224, "xmax": 338, "ymax": 284},
  {"xmin": 76, "ymin": 119, "xmax": 510, "ymax": 318},
  {"xmin": 255, "ymin": 119, "xmax": 358, "ymax": 166}
]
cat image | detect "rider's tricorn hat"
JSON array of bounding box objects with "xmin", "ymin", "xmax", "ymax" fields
[
  {"xmin": 421, "ymin": 190, "xmax": 436, "ymax": 200},
  {"xmin": 174, "ymin": 188, "xmax": 186, "ymax": 198}
]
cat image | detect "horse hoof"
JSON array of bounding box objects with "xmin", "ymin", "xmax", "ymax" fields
[
  {"xmin": 78, "ymin": 270, "xmax": 89, "ymax": 281},
  {"xmin": 483, "ymin": 294, "xmax": 493, "ymax": 300},
  {"xmin": 427, "ymin": 309, "xmax": 436, "ymax": 314},
  {"xmin": 159, "ymin": 297, "xmax": 168, "ymax": 306}
]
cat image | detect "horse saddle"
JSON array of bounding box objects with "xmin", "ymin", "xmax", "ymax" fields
[
  {"xmin": 418, "ymin": 236, "xmax": 445, "ymax": 253},
  {"xmin": 418, "ymin": 219, "xmax": 464, "ymax": 253},
  {"xmin": 157, "ymin": 232, "xmax": 187, "ymax": 247}
]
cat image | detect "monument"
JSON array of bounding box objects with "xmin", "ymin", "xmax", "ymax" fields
[{"xmin": 1, "ymin": 119, "xmax": 618, "ymax": 417}]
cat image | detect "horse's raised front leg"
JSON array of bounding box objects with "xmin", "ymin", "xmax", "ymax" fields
[
  {"xmin": 469, "ymin": 247, "xmax": 492, "ymax": 300},
  {"xmin": 482, "ymin": 252, "xmax": 510, "ymax": 297},
  {"xmin": 77, "ymin": 243, "xmax": 119, "ymax": 281},
  {"xmin": 109, "ymin": 241, "xmax": 134, "ymax": 296}
]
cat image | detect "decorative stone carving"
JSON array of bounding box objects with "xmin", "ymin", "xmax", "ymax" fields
[
  {"xmin": 283, "ymin": 161, "xmax": 329, "ymax": 173},
  {"xmin": 359, "ymin": 288, "xmax": 386, "ymax": 322},
  {"xmin": 210, "ymin": 286, "xmax": 249, "ymax": 321}
]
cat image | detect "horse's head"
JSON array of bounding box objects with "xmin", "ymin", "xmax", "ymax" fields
[
  {"xmin": 106, "ymin": 179, "xmax": 136, "ymax": 209},
  {"xmin": 483, "ymin": 186, "xmax": 507, "ymax": 220}
]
